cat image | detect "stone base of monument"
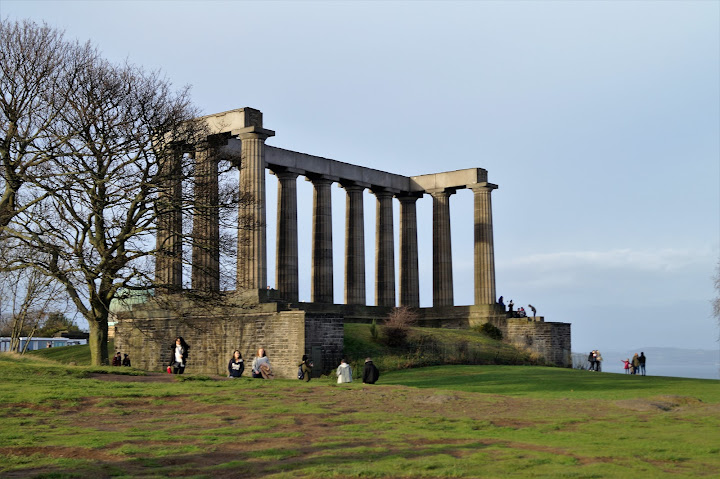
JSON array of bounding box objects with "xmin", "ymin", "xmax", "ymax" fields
[{"xmin": 114, "ymin": 294, "xmax": 571, "ymax": 377}]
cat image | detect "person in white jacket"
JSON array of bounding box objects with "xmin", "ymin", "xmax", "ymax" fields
[{"xmin": 336, "ymin": 358, "xmax": 352, "ymax": 383}]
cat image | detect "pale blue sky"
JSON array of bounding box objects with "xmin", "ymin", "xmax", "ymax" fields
[{"xmin": 4, "ymin": 0, "xmax": 719, "ymax": 352}]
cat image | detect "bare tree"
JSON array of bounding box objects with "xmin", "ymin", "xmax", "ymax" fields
[
  {"xmin": 3, "ymin": 19, "xmax": 204, "ymax": 365},
  {"xmin": 0, "ymin": 243, "xmax": 66, "ymax": 353},
  {"xmin": 0, "ymin": 19, "xmax": 95, "ymax": 230}
]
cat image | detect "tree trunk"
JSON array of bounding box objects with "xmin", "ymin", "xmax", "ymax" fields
[{"xmin": 88, "ymin": 319, "xmax": 109, "ymax": 366}]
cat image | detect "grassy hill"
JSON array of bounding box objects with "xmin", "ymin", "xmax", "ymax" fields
[
  {"xmin": 0, "ymin": 353, "xmax": 718, "ymax": 478},
  {"xmin": 344, "ymin": 322, "xmax": 537, "ymax": 375}
]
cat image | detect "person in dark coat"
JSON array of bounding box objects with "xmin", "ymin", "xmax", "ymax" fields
[
  {"xmin": 112, "ymin": 352, "xmax": 122, "ymax": 366},
  {"xmin": 122, "ymin": 353, "xmax": 131, "ymax": 367},
  {"xmin": 228, "ymin": 350, "xmax": 244, "ymax": 378},
  {"xmin": 639, "ymin": 352, "xmax": 647, "ymax": 376},
  {"xmin": 298, "ymin": 354, "xmax": 313, "ymax": 382},
  {"xmin": 170, "ymin": 337, "xmax": 189, "ymax": 374},
  {"xmin": 362, "ymin": 358, "xmax": 380, "ymax": 384}
]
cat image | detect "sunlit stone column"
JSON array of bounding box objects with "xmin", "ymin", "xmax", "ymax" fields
[
  {"xmin": 310, "ymin": 176, "xmax": 334, "ymax": 303},
  {"xmin": 431, "ymin": 189, "xmax": 455, "ymax": 307},
  {"xmin": 191, "ymin": 147, "xmax": 220, "ymax": 291},
  {"xmin": 343, "ymin": 184, "xmax": 366, "ymax": 305},
  {"xmin": 236, "ymin": 127, "xmax": 274, "ymax": 291},
  {"xmin": 374, "ymin": 190, "xmax": 395, "ymax": 307},
  {"xmin": 155, "ymin": 150, "xmax": 183, "ymax": 293},
  {"xmin": 472, "ymin": 183, "xmax": 498, "ymax": 305},
  {"xmin": 274, "ymin": 170, "xmax": 300, "ymax": 302},
  {"xmin": 398, "ymin": 195, "xmax": 420, "ymax": 307}
]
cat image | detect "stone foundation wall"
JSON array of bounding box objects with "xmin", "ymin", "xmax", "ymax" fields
[
  {"xmin": 114, "ymin": 296, "xmax": 342, "ymax": 378},
  {"xmin": 494, "ymin": 319, "xmax": 572, "ymax": 367},
  {"xmin": 304, "ymin": 313, "xmax": 344, "ymax": 377}
]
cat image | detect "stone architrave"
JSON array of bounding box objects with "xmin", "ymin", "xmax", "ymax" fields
[
  {"xmin": 431, "ymin": 189, "xmax": 455, "ymax": 307},
  {"xmin": 310, "ymin": 176, "xmax": 334, "ymax": 303},
  {"xmin": 374, "ymin": 190, "xmax": 395, "ymax": 307},
  {"xmin": 398, "ymin": 195, "xmax": 420, "ymax": 307},
  {"xmin": 155, "ymin": 151, "xmax": 183, "ymax": 292},
  {"xmin": 472, "ymin": 183, "xmax": 499, "ymax": 305},
  {"xmin": 191, "ymin": 147, "xmax": 220, "ymax": 291},
  {"xmin": 343, "ymin": 184, "xmax": 366, "ymax": 305},
  {"xmin": 236, "ymin": 126, "xmax": 274, "ymax": 291},
  {"xmin": 274, "ymin": 170, "xmax": 300, "ymax": 302}
]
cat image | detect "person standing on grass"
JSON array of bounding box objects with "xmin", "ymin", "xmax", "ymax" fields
[
  {"xmin": 631, "ymin": 353, "xmax": 640, "ymax": 375},
  {"xmin": 362, "ymin": 358, "xmax": 380, "ymax": 384},
  {"xmin": 588, "ymin": 351, "xmax": 596, "ymax": 371},
  {"xmin": 251, "ymin": 348, "xmax": 272, "ymax": 379},
  {"xmin": 298, "ymin": 354, "xmax": 313, "ymax": 382},
  {"xmin": 595, "ymin": 350, "xmax": 603, "ymax": 372},
  {"xmin": 337, "ymin": 357, "xmax": 353, "ymax": 384},
  {"xmin": 228, "ymin": 350, "xmax": 244, "ymax": 378},
  {"xmin": 639, "ymin": 352, "xmax": 646, "ymax": 376},
  {"xmin": 170, "ymin": 337, "xmax": 189, "ymax": 374},
  {"xmin": 112, "ymin": 352, "xmax": 122, "ymax": 366},
  {"xmin": 621, "ymin": 358, "xmax": 630, "ymax": 374}
]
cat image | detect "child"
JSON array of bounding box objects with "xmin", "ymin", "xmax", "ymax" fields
[{"xmin": 621, "ymin": 358, "xmax": 630, "ymax": 374}]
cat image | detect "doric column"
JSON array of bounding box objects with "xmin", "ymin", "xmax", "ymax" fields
[
  {"xmin": 191, "ymin": 147, "xmax": 220, "ymax": 291},
  {"xmin": 310, "ymin": 176, "xmax": 334, "ymax": 303},
  {"xmin": 155, "ymin": 151, "xmax": 183, "ymax": 293},
  {"xmin": 374, "ymin": 190, "xmax": 395, "ymax": 307},
  {"xmin": 236, "ymin": 127, "xmax": 274, "ymax": 291},
  {"xmin": 274, "ymin": 170, "xmax": 299, "ymax": 302},
  {"xmin": 343, "ymin": 184, "xmax": 366, "ymax": 305},
  {"xmin": 472, "ymin": 183, "xmax": 499, "ymax": 305},
  {"xmin": 431, "ymin": 189, "xmax": 455, "ymax": 307},
  {"xmin": 398, "ymin": 195, "xmax": 420, "ymax": 307}
]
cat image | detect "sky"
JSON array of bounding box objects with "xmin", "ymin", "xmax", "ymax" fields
[{"xmin": 3, "ymin": 0, "xmax": 719, "ymax": 353}]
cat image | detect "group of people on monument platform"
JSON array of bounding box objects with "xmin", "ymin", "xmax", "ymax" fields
[
  {"xmin": 497, "ymin": 296, "xmax": 536, "ymax": 319},
  {"xmin": 621, "ymin": 352, "xmax": 647, "ymax": 375},
  {"xmin": 166, "ymin": 336, "xmax": 380, "ymax": 383}
]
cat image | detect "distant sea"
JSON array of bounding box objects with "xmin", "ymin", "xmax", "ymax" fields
[{"xmin": 573, "ymin": 347, "xmax": 720, "ymax": 380}]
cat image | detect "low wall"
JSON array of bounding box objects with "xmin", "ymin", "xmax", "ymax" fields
[
  {"xmin": 114, "ymin": 295, "xmax": 343, "ymax": 378},
  {"xmin": 494, "ymin": 318, "xmax": 572, "ymax": 367}
]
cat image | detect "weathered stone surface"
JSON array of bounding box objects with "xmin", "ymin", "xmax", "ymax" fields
[
  {"xmin": 398, "ymin": 195, "xmax": 420, "ymax": 307},
  {"xmin": 374, "ymin": 190, "xmax": 395, "ymax": 307},
  {"xmin": 343, "ymin": 184, "xmax": 366, "ymax": 305},
  {"xmin": 310, "ymin": 176, "xmax": 334, "ymax": 303},
  {"xmin": 274, "ymin": 171, "xmax": 299, "ymax": 302},
  {"xmin": 431, "ymin": 189, "xmax": 455, "ymax": 307}
]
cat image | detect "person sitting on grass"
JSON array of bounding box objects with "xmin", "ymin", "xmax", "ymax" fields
[
  {"xmin": 362, "ymin": 358, "xmax": 379, "ymax": 384},
  {"xmin": 337, "ymin": 357, "xmax": 353, "ymax": 384},
  {"xmin": 251, "ymin": 348, "xmax": 273, "ymax": 379},
  {"xmin": 122, "ymin": 353, "xmax": 131, "ymax": 367},
  {"xmin": 228, "ymin": 350, "xmax": 244, "ymax": 378},
  {"xmin": 112, "ymin": 352, "xmax": 122, "ymax": 366}
]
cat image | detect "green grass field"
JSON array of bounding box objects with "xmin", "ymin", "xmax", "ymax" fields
[{"xmin": 2, "ymin": 348, "xmax": 719, "ymax": 478}]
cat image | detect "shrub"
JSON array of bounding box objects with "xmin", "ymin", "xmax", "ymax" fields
[
  {"xmin": 478, "ymin": 322, "xmax": 503, "ymax": 340},
  {"xmin": 383, "ymin": 307, "xmax": 418, "ymax": 348},
  {"xmin": 370, "ymin": 319, "xmax": 379, "ymax": 341}
]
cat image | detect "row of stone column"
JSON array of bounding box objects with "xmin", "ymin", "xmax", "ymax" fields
[{"xmin": 155, "ymin": 133, "xmax": 497, "ymax": 308}]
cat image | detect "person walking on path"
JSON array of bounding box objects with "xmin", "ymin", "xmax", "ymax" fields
[
  {"xmin": 631, "ymin": 353, "xmax": 640, "ymax": 375},
  {"xmin": 228, "ymin": 350, "xmax": 245, "ymax": 378},
  {"xmin": 639, "ymin": 352, "xmax": 646, "ymax": 376},
  {"xmin": 298, "ymin": 354, "xmax": 313, "ymax": 382},
  {"xmin": 362, "ymin": 358, "xmax": 380, "ymax": 384},
  {"xmin": 170, "ymin": 337, "xmax": 189, "ymax": 374},
  {"xmin": 251, "ymin": 348, "xmax": 272, "ymax": 379},
  {"xmin": 336, "ymin": 358, "xmax": 353, "ymax": 384}
]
